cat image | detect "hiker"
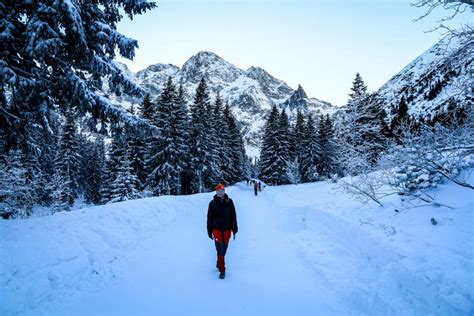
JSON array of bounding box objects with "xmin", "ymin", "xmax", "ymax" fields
[
  {"xmin": 258, "ymin": 180, "xmax": 262, "ymax": 192},
  {"xmin": 207, "ymin": 183, "xmax": 238, "ymax": 279},
  {"xmin": 253, "ymin": 180, "xmax": 258, "ymax": 196}
]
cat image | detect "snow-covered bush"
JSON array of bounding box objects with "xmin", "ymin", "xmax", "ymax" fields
[
  {"xmin": 387, "ymin": 123, "xmax": 474, "ymax": 195},
  {"xmin": 340, "ymin": 120, "xmax": 473, "ymax": 207}
]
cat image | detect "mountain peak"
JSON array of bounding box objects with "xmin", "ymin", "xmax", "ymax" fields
[
  {"xmin": 295, "ymin": 85, "xmax": 308, "ymax": 99},
  {"xmin": 181, "ymin": 51, "xmax": 242, "ymax": 84},
  {"xmin": 184, "ymin": 51, "xmax": 230, "ymax": 68},
  {"xmin": 142, "ymin": 63, "xmax": 179, "ymax": 73},
  {"xmin": 281, "ymin": 84, "xmax": 310, "ymax": 111}
]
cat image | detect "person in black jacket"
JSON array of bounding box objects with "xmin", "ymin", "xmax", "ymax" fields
[{"xmin": 207, "ymin": 183, "xmax": 238, "ymax": 279}]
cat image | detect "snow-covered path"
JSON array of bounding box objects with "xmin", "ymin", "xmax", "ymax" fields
[
  {"xmin": 2, "ymin": 181, "xmax": 472, "ymax": 315},
  {"xmin": 56, "ymin": 184, "xmax": 341, "ymax": 315}
]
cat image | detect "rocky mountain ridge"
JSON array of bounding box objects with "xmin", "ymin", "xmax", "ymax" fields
[
  {"xmin": 111, "ymin": 36, "xmax": 472, "ymax": 158},
  {"xmin": 113, "ymin": 51, "xmax": 334, "ymax": 157},
  {"xmin": 371, "ymin": 36, "xmax": 472, "ymax": 119}
]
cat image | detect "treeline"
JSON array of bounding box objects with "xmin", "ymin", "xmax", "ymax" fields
[
  {"xmin": 258, "ymin": 106, "xmax": 340, "ymax": 185},
  {"xmin": 258, "ymin": 72, "xmax": 470, "ymax": 185},
  {"xmin": 1, "ymin": 78, "xmax": 250, "ymax": 218}
]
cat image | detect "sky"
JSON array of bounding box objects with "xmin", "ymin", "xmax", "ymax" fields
[{"xmin": 116, "ymin": 0, "xmax": 472, "ymax": 106}]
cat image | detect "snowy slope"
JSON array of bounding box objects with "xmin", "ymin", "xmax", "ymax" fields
[
  {"xmin": 109, "ymin": 52, "xmax": 335, "ymax": 155},
  {"xmin": 376, "ymin": 36, "xmax": 473, "ymax": 117},
  {"xmin": 1, "ymin": 175, "xmax": 473, "ymax": 315}
]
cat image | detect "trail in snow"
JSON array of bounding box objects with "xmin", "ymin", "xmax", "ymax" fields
[
  {"xmin": 2, "ymin": 180, "xmax": 472, "ymax": 315},
  {"xmin": 56, "ymin": 184, "xmax": 343, "ymax": 315}
]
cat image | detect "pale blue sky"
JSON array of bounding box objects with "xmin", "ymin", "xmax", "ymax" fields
[{"xmin": 117, "ymin": 0, "xmax": 471, "ymax": 106}]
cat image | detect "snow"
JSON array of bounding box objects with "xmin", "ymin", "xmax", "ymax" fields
[
  {"xmin": 377, "ymin": 35, "xmax": 472, "ymax": 117},
  {"xmin": 1, "ymin": 177, "xmax": 473, "ymax": 315}
]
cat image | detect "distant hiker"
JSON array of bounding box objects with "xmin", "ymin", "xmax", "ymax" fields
[
  {"xmin": 253, "ymin": 180, "xmax": 258, "ymax": 196},
  {"xmin": 207, "ymin": 184, "xmax": 238, "ymax": 279},
  {"xmin": 258, "ymin": 181, "xmax": 262, "ymax": 192}
]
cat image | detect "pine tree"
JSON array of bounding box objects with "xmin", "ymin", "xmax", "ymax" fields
[
  {"xmin": 140, "ymin": 93, "xmax": 155, "ymax": 122},
  {"xmin": 82, "ymin": 137, "xmax": 105, "ymax": 204},
  {"xmin": 189, "ymin": 78, "xmax": 214, "ymax": 193},
  {"xmin": 213, "ymin": 94, "xmax": 231, "ymax": 183},
  {"xmin": 204, "ymin": 94, "xmax": 223, "ymax": 189},
  {"xmin": 103, "ymin": 127, "xmax": 127, "ymax": 201},
  {"xmin": 300, "ymin": 114, "xmax": 320, "ymax": 182},
  {"xmin": 37, "ymin": 119, "xmax": 60, "ymax": 206},
  {"xmin": 348, "ymin": 73, "xmax": 368, "ymax": 100},
  {"xmin": 223, "ymin": 102, "xmax": 246, "ymax": 184},
  {"xmin": 146, "ymin": 77, "xmax": 181, "ymax": 195},
  {"xmin": 316, "ymin": 114, "xmax": 339, "ymax": 178},
  {"xmin": 127, "ymin": 129, "xmax": 147, "ymax": 190},
  {"xmin": 340, "ymin": 74, "xmax": 387, "ymax": 174},
  {"xmin": 110, "ymin": 144, "xmax": 141, "ymax": 202},
  {"xmin": 48, "ymin": 173, "xmax": 72, "ymax": 213},
  {"xmin": 23, "ymin": 148, "xmax": 46, "ymax": 207},
  {"xmin": 55, "ymin": 109, "xmax": 80, "ymax": 206},
  {"xmin": 259, "ymin": 105, "xmax": 281, "ymax": 185},
  {"xmin": 1, "ymin": 1, "xmax": 156, "ymax": 154},
  {"xmin": 173, "ymin": 84, "xmax": 193, "ymax": 195},
  {"xmin": 294, "ymin": 110, "xmax": 306, "ymax": 163},
  {"xmin": 275, "ymin": 110, "xmax": 291, "ymax": 184},
  {"xmin": 0, "ymin": 150, "xmax": 32, "ymax": 218},
  {"xmin": 99, "ymin": 157, "xmax": 113, "ymax": 204}
]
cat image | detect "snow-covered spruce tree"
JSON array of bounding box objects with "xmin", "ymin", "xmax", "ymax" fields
[
  {"xmin": 338, "ymin": 73, "xmax": 368, "ymax": 175},
  {"xmin": 259, "ymin": 105, "xmax": 281, "ymax": 185},
  {"xmin": 316, "ymin": 114, "xmax": 340, "ymax": 179},
  {"xmin": 110, "ymin": 141, "xmax": 141, "ymax": 203},
  {"xmin": 23, "ymin": 147, "xmax": 47, "ymax": 207},
  {"xmin": 0, "ymin": 150, "xmax": 32, "ymax": 218},
  {"xmin": 223, "ymin": 102, "xmax": 247, "ymax": 184},
  {"xmin": 300, "ymin": 114, "xmax": 320, "ymax": 183},
  {"xmin": 48, "ymin": 173, "xmax": 72, "ymax": 213},
  {"xmin": 101, "ymin": 127, "xmax": 127, "ymax": 202},
  {"xmin": 0, "ymin": 1, "xmax": 156, "ymax": 155},
  {"xmin": 54, "ymin": 109, "xmax": 80, "ymax": 206},
  {"xmin": 339, "ymin": 74, "xmax": 387, "ymax": 174},
  {"xmin": 146, "ymin": 77, "xmax": 178, "ymax": 195},
  {"xmin": 36, "ymin": 117, "xmax": 60, "ymax": 206},
  {"xmin": 173, "ymin": 84, "xmax": 193, "ymax": 195},
  {"xmin": 139, "ymin": 93, "xmax": 155, "ymax": 122},
  {"xmin": 126, "ymin": 129, "xmax": 147, "ymax": 190},
  {"xmin": 189, "ymin": 78, "xmax": 216, "ymax": 193},
  {"xmin": 212, "ymin": 94, "xmax": 231, "ymax": 183},
  {"xmin": 81, "ymin": 136, "xmax": 105, "ymax": 205},
  {"xmin": 99, "ymin": 155, "xmax": 113, "ymax": 205},
  {"xmin": 204, "ymin": 95, "xmax": 223, "ymax": 190},
  {"xmin": 293, "ymin": 109, "xmax": 306, "ymax": 179},
  {"xmin": 276, "ymin": 110, "xmax": 292, "ymax": 184},
  {"xmin": 144, "ymin": 88, "xmax": 167, "ymax": 196}
]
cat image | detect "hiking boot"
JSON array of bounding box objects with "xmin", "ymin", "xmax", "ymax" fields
[{"xmin": 219, "ymin": 271, "xmax": 225, "ymax": 279}]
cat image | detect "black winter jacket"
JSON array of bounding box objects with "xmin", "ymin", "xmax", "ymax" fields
[{"xmin": 207, "ymin": 193, "xmax": 238, "ymax": 236}]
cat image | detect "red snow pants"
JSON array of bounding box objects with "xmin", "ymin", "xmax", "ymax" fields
[{"xmin": 212, "ymin": 229, "xmax": 232, "ymax": 272}]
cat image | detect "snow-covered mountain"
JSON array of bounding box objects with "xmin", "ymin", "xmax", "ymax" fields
[
  {"xmin": 112, "ymin": 52, "xmax": 335, "ymax": 157},
  {"xmin": 112, "ymin": 37, "xmax": 471, "ymax": 157},
  {"xmin": 376, "ymin": 36, "xmax": 472, "ymax": 117}
]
